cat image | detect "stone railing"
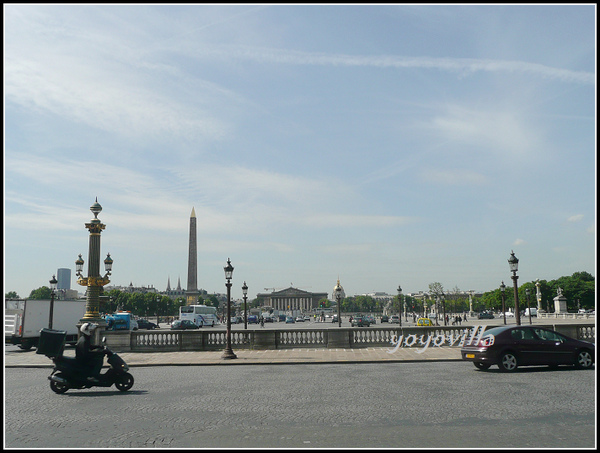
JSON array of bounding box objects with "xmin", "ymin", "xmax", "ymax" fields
[
  {"xmin": 538, "ymin": 312, "xmax": 595, "ymax": 320},
  {"xmin": 102, "ymin": 324, "xmax": 594, "ymax": 352}
]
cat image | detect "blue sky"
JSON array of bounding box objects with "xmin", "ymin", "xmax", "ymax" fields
[{"xmin": 4, "ymin": 4, "xmax": 596, "ymax": 301}]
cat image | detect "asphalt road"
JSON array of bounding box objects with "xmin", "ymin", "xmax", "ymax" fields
[{"xmin": 5, "ymin": 361, "xmax": 595, "ymax": 448}]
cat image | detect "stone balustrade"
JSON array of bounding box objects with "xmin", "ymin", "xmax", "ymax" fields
[{"xmin": 102, "ymin": 323, "xmax": 595, "ymax": 353}]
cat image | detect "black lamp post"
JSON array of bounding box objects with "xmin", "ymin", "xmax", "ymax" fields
[
  {"xmin": 242, "ymin": 281, "xmax": 248, "ymax": 330},
  {"xmin": 441, "ymin": 291, "xmax": 447, "ymax": 326},
  {"xmin": 49, "ymin": 275, "xmax": 58, "ymax": 329},
  {"xmin": 500, "ymin": 281, "xmax": 506, "ymax": 325},
  {"xmin": 221, "ymin": 258, "xmax": 237, "ymax": 359},
  {"xmin": 334, "ymin": 282, "xmax": 342, "ymax": 327},
  {"xmin": 397, "ymin": 285, "xmax": 402, "ymax": 327},
  {"xmin": 508, "ymin": 250, "xmax": 521, "ymax": 326}
]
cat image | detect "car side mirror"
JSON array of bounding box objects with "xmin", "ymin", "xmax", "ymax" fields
[{"xmin": 102, "ymin": 336, "xmax": 106, "ymax": 344}]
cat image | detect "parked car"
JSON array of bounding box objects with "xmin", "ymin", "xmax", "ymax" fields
[
  {"xmin": 230, "ymin": 316, "xmax": 243, "ymax": 324},
  {"xmin": 295, "ymin": 316, "xmax": 304, "ymax": 322},
  {"xmin": 351, "ymin": 316, "xmax": 370, "ymax": 327},
  {"xmin": 504, "ymin": 312, "xmax": 515, "ymax": 317},
  {"xmin": 248, "ymin": 315, "xmax": 259, "ymax": 324},
  {"xmin": 380, "ymin": 315, "xmax": 389, "ymax": 323},
  {"xmin": 285, "ymin": 316, "xmax": 295, "ymax": 324},
  {"xmin": 137, "ymin": 319, "xmax": 158, "ymax": 330},
  {"xmin": 389, "ymin": 315, "xmax": 400, "ymax": 324},
  {"xmin": 524, "ymin": 308, "xmax": 537, "ymax": 317},
  {"xmin": 170, "ymin": 320, "xmax": 199, "ymax": 330},
  {"xmin": 263, "ymin": 315, "xmax": 274, "ymax": 323},
  {"xmin": 461, "ymin": 325, "xmax": 595, "ymax": 372},
  {"xmin": 416, "ymin": 317, "xmax": 433, "ymax": 326},
  {"xmin": 477, "ymin": 312, "xmax": 494, "ymax": 320}
]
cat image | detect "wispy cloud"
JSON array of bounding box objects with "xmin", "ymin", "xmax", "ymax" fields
[
  {"xmin": 197, "ymin": 46, "xmax": 595, "ymax": 85},
  {"xmin": 567, "ymin": 214, "xmax": 584, "ymax": 222}
]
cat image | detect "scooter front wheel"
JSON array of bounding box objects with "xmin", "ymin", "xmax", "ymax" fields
[
  {"xmin": 50, "ymin": 379, "xmax": 69, "ymax": 394},
  {"xmin": 115, "ymin": 373, "xmax": 134, "ymax": 392}
]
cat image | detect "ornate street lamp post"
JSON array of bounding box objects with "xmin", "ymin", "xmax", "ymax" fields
[
  {"xmin": 49, "ymin": 275, "xmax": 58, "ymax": 329},
  {"xmin": 334, "ymin": 282, "xmax": 342, "ymax": 327},
  {"xmin": 242, "ymin": 281, "xmax": 248, "ymax": 330},
  {"xmin": 221, "ymin": 258, "xmax": 237, "ymax": 359},
  {"xmin": 76, "ymin": 199, "xmax": 113, "ymax": 334},
  {"xmin": 397, "ymin": 285, "xmax": 402, "ymax": 327},
  {"xmin": 508, "ymin": 251, "xmax": 521, "ymax": 326},
  {"xmin": 500, "ymin": 281, "xmax": 506, "ymax": 325}
]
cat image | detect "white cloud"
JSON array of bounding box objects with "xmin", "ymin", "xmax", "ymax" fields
[
  {"xmin": 420, "ymin": 168, "xmax": 487, "ymax": 186},
  {"xmin": 513, "ymin": 239, "xmax": 526, "ymax": 246},
  {"xmin": 567, "ymin": 214, "xmax": 584, "ymax": 222},
  {"xmin": 199, "ymin": 46, "xmax": 595, "ymax": 85}
]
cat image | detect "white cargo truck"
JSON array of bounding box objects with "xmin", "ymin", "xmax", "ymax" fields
[{"xmin": 5, "ymin": 299, "xmax": 87, "ymax": 350}]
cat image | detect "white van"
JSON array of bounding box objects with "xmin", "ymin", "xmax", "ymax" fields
[{"xmin": 524, "ymin": 308, "xmax": 537, "ymax": 317}]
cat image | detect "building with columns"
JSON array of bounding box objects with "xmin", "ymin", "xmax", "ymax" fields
[{"xmin": 256, "ymin": 287, "xmax": 328, "ymax": 313}]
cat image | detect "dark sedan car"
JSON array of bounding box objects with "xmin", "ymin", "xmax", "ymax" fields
[
  {"xmin": 351, "ymin": 316, "xmax": 370, "ymax": 327},
  {"xmin": 461, "ymin": 325, "xmax": 595, "ymax": 372},
  {"xmin": 137, "ymin": 319, "xmax": 158, "ymax": 330},
  {"xmin": 477, "ymin": 312, "xmax": 494, "ymax": 320},
  {"xmin": 170, "ymin": 320, "xmax": 199, "ymax": 330}
]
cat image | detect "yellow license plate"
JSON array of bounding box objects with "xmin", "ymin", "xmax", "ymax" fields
[{"xmin": 466, "ymin": 354, "xmax": 475, "ymax": 359}]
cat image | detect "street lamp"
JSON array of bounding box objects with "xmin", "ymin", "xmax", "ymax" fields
[
  {"xmin": 242, "ymin": 281, "xmax": 248, "ymax": 330},
  {"xmin": 441, "ymin": 291, "xmax": 447, "ymax": 326},
  {"xmin": 76, "ymin": 199, "xmax": 113, "ymax": 333},
  {"xmin": 397, "ymin": 285, "xmax": 402, "ymax": 327},
  {"xmin": 221, "ymin": 258, "xmax": 237, "ymax": 359},
  {"xmin": 49, "ymin": 275, "xmax": 58, "ymax": 329},
  {"xmin": 500, "ymin": 281, "xmax": 506, "ymax": 325},
  {"xmin": 508, "ymin": 250, "xmax": 521, "ymax": 326},
  {"xmin": 334, "ymin": 281, "xmax": 342, "ymax": 327},
  {"xmin": 525, "ymin": 288, "xmax": 532, "ymax": 325}
]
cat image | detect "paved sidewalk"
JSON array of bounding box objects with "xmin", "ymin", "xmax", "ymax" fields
[{"xmin": 5, "ymin": 345, "xmax": 462, "ymax": 368}]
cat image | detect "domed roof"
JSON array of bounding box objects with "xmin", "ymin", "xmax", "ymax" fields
[{"xmin": 332, "ymin": 278, "xmax": 346, "ymax": 300}]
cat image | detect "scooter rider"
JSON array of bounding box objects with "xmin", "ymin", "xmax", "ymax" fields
[{"xmin": 76, "ymin": 322, "xmax": 106, "ymax": 380}]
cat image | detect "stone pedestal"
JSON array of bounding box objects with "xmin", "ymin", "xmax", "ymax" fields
[{"xmin": 554, "ymin": 295, "xmax": 568, "ymax": 313}]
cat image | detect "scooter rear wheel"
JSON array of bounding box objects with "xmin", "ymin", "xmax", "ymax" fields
[
  {"xmin": 115, "ymin": 373, "xmax": 134, "ymax": 392},
  {"xmin": 50, "ymin": 379, "xmax": 69, "ymax": 394}
]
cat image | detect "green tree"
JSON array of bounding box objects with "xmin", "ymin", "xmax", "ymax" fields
[
  {"xmin": 5, "ymin": 291, "xmax": 19, "ymax": 299},
  {"xmin": 29, "ymin": 286, "xmax": 52, "ymax": 300}
]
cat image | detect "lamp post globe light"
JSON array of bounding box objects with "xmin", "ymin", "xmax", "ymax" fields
[
  {"xmin": 397, "ymin": 285, "xmax": 402, "ymax": 327},
  {"xmin": 500, "ymin": 281, "xmax": 506, "ymax": 325},
  {"xmin": 508, "ymin": 250, "xmax": 521, "ymax": 326},
  {"xmin": 48, "ymin": 275, "xmax": 58, "ymax": 330},
  {"xmin": 76, "ymin": 199, "xmax": 113, "ymax": 334},
  {"xmin": 242, "ymin": 281, "xmax": 248, "ymax": 330},
  {"xmin": 222, "ymin": 258, "xmax": 237, "ymax": 359}
]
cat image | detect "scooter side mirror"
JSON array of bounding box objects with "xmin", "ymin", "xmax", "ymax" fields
[{"xmin": 102, "ymin": 337, "xmax": 106, "ymax": 344}]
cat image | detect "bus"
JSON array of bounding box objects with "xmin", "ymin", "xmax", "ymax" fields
[{"xmin": 179, "ymin": 305, "xmax": 218, "ymax": 327}]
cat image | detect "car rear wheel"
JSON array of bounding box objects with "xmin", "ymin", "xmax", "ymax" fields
[
  {"xmin": 575, "ymin": 349, "xmax": 594, "ymax": 369},
  {"xmin": 498, "ymin": 352, "xmax": 518, "ymax": 372},
  {"xmin": 474, "ymin": 362, "xmax": 491, "ymax": 370}
]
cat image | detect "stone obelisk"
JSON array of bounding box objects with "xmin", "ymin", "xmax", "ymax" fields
[{"xmin": 186, "ymin": 207, "xmax": 199, "ymax": 305}]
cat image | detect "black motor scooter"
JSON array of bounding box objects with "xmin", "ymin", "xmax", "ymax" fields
[{"xmin": 38, "ymin": 329, "xmax": 134, "ymax": 394}]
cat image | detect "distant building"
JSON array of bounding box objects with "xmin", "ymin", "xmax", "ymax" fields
[
  {"xmin": 256, "ymin": 287, "xmax": 328, "ymax": 313},
  {"xmin": 56, "ymin": 268, "xmax": 71, "ymax": 290},
  {"xmin": 164, "ymin": 276, "xmax": 186, "ymax": 300}
]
